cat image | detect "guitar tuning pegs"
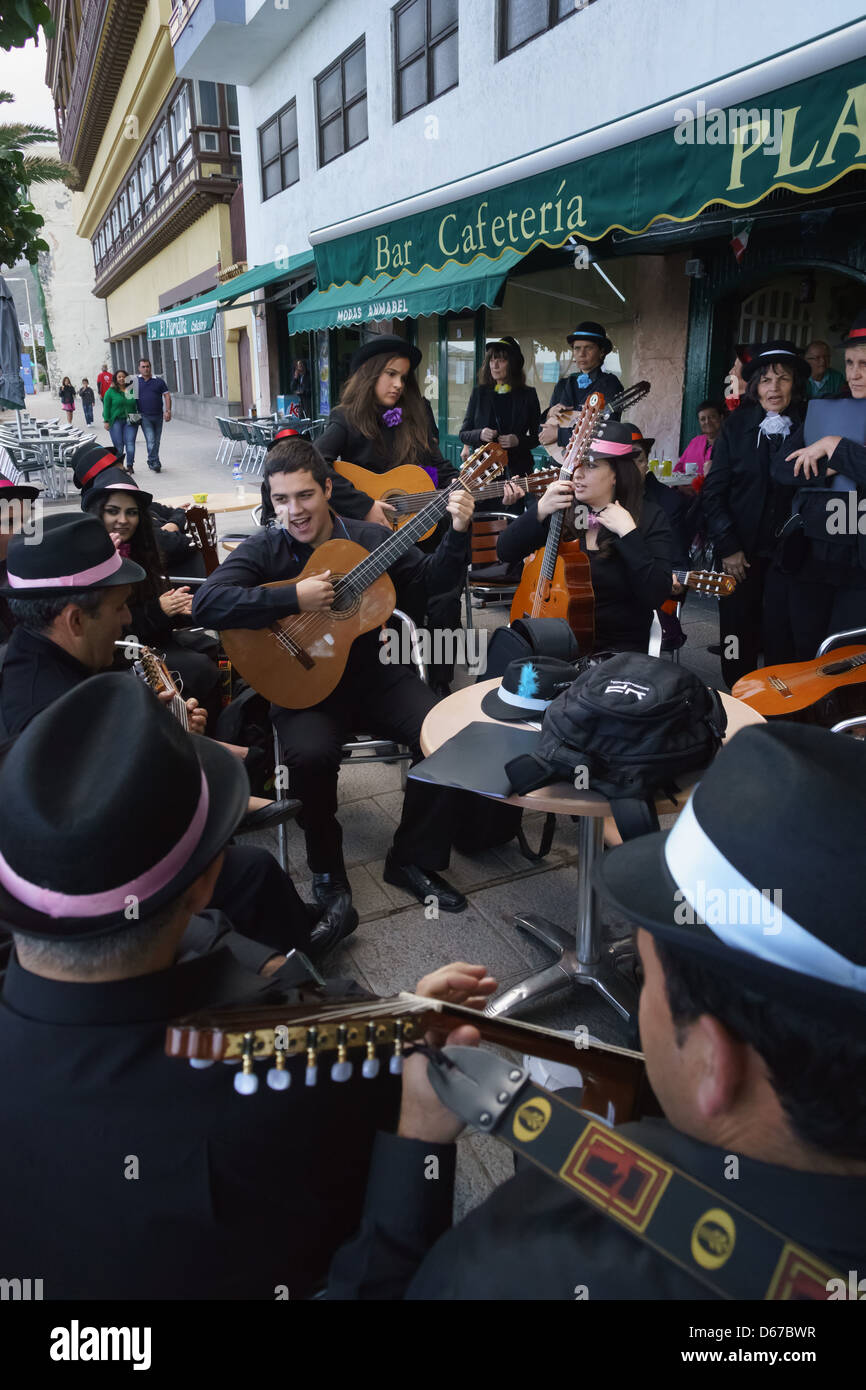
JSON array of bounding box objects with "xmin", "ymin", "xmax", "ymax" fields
[
  {"xmin": 330, "ymin": 1024, "xmax": 353, "ymax": 1082},
  {"xmin": 189, "ymin": 1058, "xmax": 215, "ymax": 1069},
  {"xmin": 305, "ymin": 1025, "xmax": 318, "ymax": 1087},
  {"xmin": 389, "ymin": 1018, "xmax": 405, "ymax": 1075},
  {"xmin": 362, "ymin": 1022, "xmax": 380, "ymax": 1079},
  {"xmin": 267, "ymin": 1048, "xmax": 291, "ymax": 1091},
  {"xmin": 234, "ymin": 1032, "xmax": 259, "ymax": 1095}
]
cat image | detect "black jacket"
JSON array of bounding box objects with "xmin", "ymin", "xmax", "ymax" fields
[
  {"xmin": 497, "ymin": 497, "xmax": 673, "ymax": 652},
  {"xmin": 701, "ymin": 404, "xmax": 805, "ymax": 560},
  {"xmin": 0, "ymin": 625, "xmax": 92, "ymax": 738},
  {"xmin": 192, "ymin": 513, "xmax": 468, "ymax": 658},
  {"xmin": 0, "ymin": 947, "xmax": 399, "ymax": 1299},
  {"xmin": 327, "ymin": 1116, "xmax": 866, "ymax": 1299},
  {"xmin": 643, "ymin": 471, "xmax": 693, "ymax": 570},
  {"xmin": 316, "ymin": 402, "xmax": 456, "ymax": 519},
  {"xmin": 544, "ymin": 368, "xmax": 624, "ymax": 446},
  {"xmin": 459, "ymin": 385, "xmax": 541, "ymax": 476}
]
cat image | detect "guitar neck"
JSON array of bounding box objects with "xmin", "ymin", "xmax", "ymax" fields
[{"xmin": 345, "ymin": 488, "xmax": 453, "ymax": 594}]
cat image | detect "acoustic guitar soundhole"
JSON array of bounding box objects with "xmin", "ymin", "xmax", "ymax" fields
[{"xmin": 328, "ymin": 575, "xmax": 361, "ymax": 618}]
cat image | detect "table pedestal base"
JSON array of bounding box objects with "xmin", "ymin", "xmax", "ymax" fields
[{"xmin": 484, "ymin": 914, "xmax": 638, "ymax": 1021}]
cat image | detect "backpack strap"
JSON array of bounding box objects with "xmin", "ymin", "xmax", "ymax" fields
[
  {"xmin": 516, "ymin": 811, "xmax": 557, "ymax": 863},
  {"xmin": 610, "ymin": 796, "xmax": 660, "ymax": 842}
]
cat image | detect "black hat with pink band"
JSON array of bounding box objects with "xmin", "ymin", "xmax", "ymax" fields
[
  {"xmin": 0, "ymin": 514, "xmax": 144, "ymax": 597},
  {"xmin": 585, "ymin": 419, "xmax": 640, "ymax": 463},
  {"xmin": 0, "ymin": 674, "xmax": 248, "ymax": 936}
]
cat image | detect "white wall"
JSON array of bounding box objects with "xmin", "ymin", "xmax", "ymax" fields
[{"xmin": 233, "ymin": 0, "xmax": 866, "ymax": 267}]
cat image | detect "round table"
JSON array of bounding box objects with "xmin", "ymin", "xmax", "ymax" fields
[{"xmin": 421, "ymin": 678, "xmax": 764, "ymax": 1022}]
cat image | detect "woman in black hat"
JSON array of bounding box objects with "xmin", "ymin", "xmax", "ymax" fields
[
  {"xmin": 497, "ymin": 421, "xmax": 674, "ymax": 653},
  {"xmin": 540, "ymin": 320, "xmax": 624, "ymax": 451},
  {"xmin": 82, "ymin": 469, "xmax": 220, "ymax": 716},
  {"xmin": 315, "ymin": 334, "xmax": 456, "ymax": 525},
  {"xmin": 701, "ymin": 340, "xmax": 809, "ymax": 685},
  {"xmin": 459, "ymin": 337, "xmax": 540, "ymax": 482}
]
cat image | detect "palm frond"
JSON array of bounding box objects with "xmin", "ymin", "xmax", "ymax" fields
[
  {"xmin": 20, "ymin": 154, "xmax": 71, "ymax": 184},
  {"xmin": 0, "ymin": 122, "xmax": 57, "ymax": 147}
]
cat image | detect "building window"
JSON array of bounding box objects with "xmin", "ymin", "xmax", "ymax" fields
[
  {"xmin": 259, "ymin": 100, "xmax": 299, "ymax": 200},
  {"xmin": 738, "ymin": 285, "xmax": 812, "ymax": 348},
  {"xmin": 229, "ymin": 133, "xmax": 242, "ymax": 156},
  {"xmin": 139, "ymin": 149, "xmax": 154, "ymax": 204},
  {"xmin": 172, "ymin": 338, "xmax": 182, "ymax": 394},
  {"xmin": 226, "ymin": 84, "xmax": 239, "ymax": 127},
  {"xmin": 497, "ymin": 0, "xmax": 584, "ymax": 59},
  {"xmin": 316, "ymin": 39, "xmax": 368, "ymax": 167},
  {"xmin": 210, "ymin": 320, "xmax": 225, "ymax": 397},
  {"xmin": 154, "ymin": 122, "xmax": 170, "ymax": 179},
  {"xmin": 199, "ymin": 131, "xmax": 219, "ymax": 153},
  {"xmin": 197, "ymin": 81, "xmax": 220, "ymax": 126},
  {"xmin": 128, "ymin": 172, "xmax": 139, "ymax": 212},
  {"xmin": 170, "ymin": 86, "xmax": 191, "ymax": 155},
  {"xmin": 118, "ymin": 191, "xmax": 128, "ymax": 228},
  {"xmin": 394, "ymin": 0, "xmax": 458, "ymax": 121},
  {"xmin": 189, "ymin": 334, "xmax": 201, "ymax": 394}
]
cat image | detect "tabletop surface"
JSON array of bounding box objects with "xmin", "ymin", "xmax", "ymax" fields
[
  {"xmin": 158, "ymin": 491, "xmax": 258, "ymax": 513},
  {"xmin": 420, "ymin": 677, "xmax": 764, "ymax": 816}
]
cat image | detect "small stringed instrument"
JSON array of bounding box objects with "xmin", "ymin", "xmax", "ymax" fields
[
  {"xmin": 118, "ymin": 638, "xmax": 190, "ymax": 729},
  {"xmin": 165, "ymin": 990, "xmax": 659, "ymax": 1123},
  {"xmin": 510, "ymin": 381, "xmax": 651, "ymax": 650},
  {"xmin": 221, "ymin": 443, "xmax": 507, "ymax": 710},
  {"xmin": 672, "ymin": 570, "xmax": 736, "ymax": 599},
  {"xmin": 732, "ymin": 645, "xmax": 866, "ymax": 721},
  {"xmin": 334, "ymin": 459, "xmax": 560, "ymax": 542}
]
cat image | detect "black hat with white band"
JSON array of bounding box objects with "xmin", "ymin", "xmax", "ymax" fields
[
  {"xmin": 481, "ymin": 656, "xmax": 578, "ymax": 723},
  {"xmin": 741, "ymin": 339, "xmax": 810, "ymax": 382},
  {"xmin": 596, "ymin": 722, "xmax": 866, "ymax": 1023},
  {"xmin": 566, "ymin": 320, "xmax": 612, "ymax": 356}
]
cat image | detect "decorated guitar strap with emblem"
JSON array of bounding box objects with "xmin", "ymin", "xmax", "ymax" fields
[{"xmin": 423, "ymin": 1045, "xmax": 842, "ymax": 1301}]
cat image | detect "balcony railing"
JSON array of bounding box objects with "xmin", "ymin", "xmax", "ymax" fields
[
  {"xmin": 58, "ymin": 0, "xmax": 108, "ymax": 167},
  {"xmin": 169, "ymin": 0, "xmax": 203, "ymax": 44}
]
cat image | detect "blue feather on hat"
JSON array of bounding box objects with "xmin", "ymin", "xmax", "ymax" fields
[{"xmin": 517, "ymin": 665, "xmax": 539, "ymax": 699}]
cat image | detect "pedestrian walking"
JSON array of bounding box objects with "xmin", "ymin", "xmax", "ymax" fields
[
  {"xmin": 101, "ymin": 369, "xmax": 138, "ymax": 473},
  {"xmin": 96, "ymin": 363, "xmax": 113, "ymax": 405},
  {"xmin": 59, "ymin": 377, "xmax": 76, "ymax": 424},
  {"xmin": 133, "ymin": 357, "xmax": 171, "ymax": 472},
  {"xmin": 79, "ymin": 379, "xmax": 95, "ymax": 425}
]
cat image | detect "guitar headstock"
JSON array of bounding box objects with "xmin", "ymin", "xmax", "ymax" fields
[
  {"xmin": 460, "ymin": 440, "xmax": 508, "ymax": 489},
  {"xmin": 603, "ymin": 380, "xmax": 651, "ymax": 419},
  {"xmin": 682, "ymin": 569, "xmax": 737, "ymax": 597},
  {"xmin": 525, "ymin": 467, "xmax": 559, "ymax": 495},
  {"xmin": 561, "ymin": 392, "xmax": 606, "ymax": 479}
]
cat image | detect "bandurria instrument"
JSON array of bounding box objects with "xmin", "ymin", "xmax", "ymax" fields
[
  {"xmin": 220, "ymin": 442, "xmax": 507, "ymax": 710},
  {"xmin": 334, "ymin": 459, "xmax": 561, "ymax": 542},
  {"xmin": 165, "ymin": 990, "xmax": 658, "ymax": 1122},
  {"xmin": 118, "ymin": 638, "xmax": 190, "ymax": 729},
  {"xmin": 732, "ymin": 645, "xmax": 866, "ymax": 721}
]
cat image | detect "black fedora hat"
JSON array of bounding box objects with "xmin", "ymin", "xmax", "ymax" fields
[
  {"xmin": 349, "ymin": 334, "xmax": 422, "ymax": 375},
  {"xmin": 596, "ymin": 722, "xmax": 866, "ymax": 1025},
  {"xmin": 587, "ymin": 419, "xmax": 639, "ymax": 460},
  {"xmin": 0, "ymin": 513, "xmax": 145, "ymax": 597},
  {"xmin": 567, "ymin": 320, "xmax": 612, "ymax": 356},
  {"xmin": 485, "ymin": 335, "xmax": 525, "ymax": 368},
  {"xmin": 742, "ymin": 339, "xmax": 809, "ymax": 382},
  {"xmin": 81, "ymin": 466, "xmax": 152, "ymax": 513},
  {"xmin": 481, "ymin": 656, "xmax": 578, "ymax": 723},
  {"xmin": 0, "ymin": 472, "xmax": 40, "ymax": 504},
  {"xmin": 0, "ymin": 674, "xmax": 249, "ymax": 938},
  {"xmin": 840, "ymin": 310, "xmax": 866, "ymax": 349},
  {"xmin": 622, "ymin": 421, "xmax": 655, "ymax": 456},
  {"xmin": 71, "ymin": 440, "xmax": 123, "ymax": 492}
]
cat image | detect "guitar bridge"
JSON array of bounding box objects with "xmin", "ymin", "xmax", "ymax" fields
[
  {"xmin": 270, "ymin": 625, "xmax": 314, "ymax": 670},
  {"xmin": 768, "ymin": 675, "xmax": 792, "ymax": 696}
]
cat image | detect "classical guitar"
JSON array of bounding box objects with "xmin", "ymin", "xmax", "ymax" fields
[
  {"xmin": 334, "ymin": 458, "xmax": 560, "ymax": 542},
  {"xmin": 165, "ymin": 990, "xmax": 658, "ymax": 1122},
  {"xmin": 732, "ymin": 645, "xmax": 866, "ymax": 722},
  {"xmin": 220, "ymin": 443, "xmax": 507, "ymax": 710},
  {"xmin": 510, "ymin": 381, "xmax": 651, "ymax": 650}
]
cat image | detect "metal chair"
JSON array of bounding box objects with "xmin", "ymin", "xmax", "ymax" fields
[
  {"xmin": 271, "ymin": 608, "xmax": 428, "ymax": 872},
  {"xmin": 830, "ymin": 716, "xmax": 866, "ymax": 738},
  {"xmin": 214, "ymin": 418, "xmax": 235, "ymax": 466},
  {"xmin": 815, "ymin": 626, "xmax": 866, "ymax": 657}
]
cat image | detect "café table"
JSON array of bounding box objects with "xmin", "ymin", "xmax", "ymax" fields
[
  {"xmin": 158, "ymin": 491, "xmax": 259, "ymax": 514},
  {"xmin": 420, "ymin": 678, "xmax": 764, "ymax": 1022}
]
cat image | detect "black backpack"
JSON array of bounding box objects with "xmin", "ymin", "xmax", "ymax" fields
[{"xmin": 506, "ymin": 653, "xmax": 727, "ymax": 840}]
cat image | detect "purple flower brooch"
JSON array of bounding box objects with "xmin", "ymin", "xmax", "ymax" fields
[{"xmin": 382, "ymin": 407, "xmax": 403, "ymax": 427}]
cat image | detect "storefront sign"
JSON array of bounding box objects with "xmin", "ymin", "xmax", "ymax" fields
[
  {"xmin": 147, "ymin": 303, "xmax": 218, "ymax": 340},
  {"xmin": 315, "ymin": 58, "xmax": 866, "ymax": 291}
]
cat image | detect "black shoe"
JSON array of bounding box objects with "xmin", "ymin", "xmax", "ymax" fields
[
  {"xmin": 148, "ymin": 464, "xmax": 162, "ymax": 472},
  {"xmin": 308, "ymin": 898, "xmax": 359, "ymax": 960},
  {"xmin": 312, "ymin": 871, "xmax": 352, "ymax": 910},
  {"xmin": 383, "ymin": 855, "xmax": 467, "ymax": 912},
  {"xmin": 707, "ymin": 643, "xmax": 722, "ymax": 655},
  {"xmin": 236, "ymin": 798, "xmax": 302, "ymax": 834}
]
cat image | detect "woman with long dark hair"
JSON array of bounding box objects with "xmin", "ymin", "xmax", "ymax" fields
[
  {"xmin": 702, "ymin": 340, "xmax": 809, "ymax": 685},
  {"xmin": 101, "ymin": 370, "xmax": 138, "ymax": 473},
  {"xmin": 497, "ymin": 420, "xmax": 674, "ymax": 653},
  {"xmin": 315, "ymin": 334, "xmax": 457, "ymax": 525},
  {"xmin": 82, "ymin": 468, "xmax": 220, "ymax": 715},
  {"xmin": 459, "ymin": 336, "xmax": 540, "ymax": 480}
]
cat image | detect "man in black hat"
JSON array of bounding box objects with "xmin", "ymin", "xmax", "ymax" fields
[
  {"xmin": 329, "ymin": 722, "xmax": 866, "ymax": 1299},
  {"xmin": 0, "ymin": 674, "xmax": 494, "ymax": 1298},
  {"xmin": 0, "ymin": 471, "xmax": 41, "ymax": 642},
  {"xmin": 540, "ymin": 321, "xmax": 624, "ymax": 450},
  {"xmin": 0, "ymin": 514, "xmax": 349, "ymax": 959}
]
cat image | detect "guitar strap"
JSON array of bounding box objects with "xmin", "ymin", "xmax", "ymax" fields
[{"xmin": 424, "ymin": 1045, "xmax": 843, "ymax": 1301}]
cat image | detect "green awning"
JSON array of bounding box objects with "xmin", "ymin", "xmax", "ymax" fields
[
  {"xmin": 286, "ymin": 247, "xmax": 523, "ymax": 334},
  {"xmin": 314, "ymin": 53, "xmax": 866, "ymax": 290},
  {"xmin": 147, "ymin": 253, "xmax": 313, "ymax": 340}
]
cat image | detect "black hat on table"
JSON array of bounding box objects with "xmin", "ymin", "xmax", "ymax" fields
[
  {"xmin": 0, "ymin": 513, "xmax": 144, "ymax": 597},
  {"xmin": 621, "ymin": 421, "xmax": 655, "ymax": 456},
  {"xmin": 349, "ymin": 334, "xmax": 422, "ymax": 375},
  {"xmin": 481, "ymin": 656, "xmax": 578, "ymax": 723},
  {"xmin": 567, "ymin": 320, "xmax": 612, "ymax": 356},
  {"xmin": 70, "ymin": 440, "xmax": 123, "ymax": 492},
  {"xmin": 0, "ymin": 674, "xmax": 249, "ymax": 938},
  {"xmin": 840, "ymin": 309, "xmax": 866, "ymax": 349},
  {"xmin": 485, "ymin": 335, "xmax": 525, "ymax": 368},
  {"xmin": 741, "ymin": 339, "xmax": 810, "ymax": 382},
  {"xmin": 596, "ymin": 722, "xmax": 866, "ymax": 1026},
  {"xmin": 80, "ymin": 466, "xmax": 152, "ymax": 513}
]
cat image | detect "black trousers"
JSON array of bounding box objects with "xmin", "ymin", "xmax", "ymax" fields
[
  {"xmin": 718, "ymin": 555, "xmax": 773, "ymax": 687},
  {"xmin": 764, "ymin": 569, "xmax": 866, "ymax": 662},
  {"xmin": 271, "ymin": 654, "xmax": 454, "ymax": 875},
  {"xmin": 211, "ymin": 844, "xmax": 314, "ymax": 954}
]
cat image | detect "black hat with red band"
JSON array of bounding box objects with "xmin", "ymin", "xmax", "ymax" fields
[
  {"xmin": 840, "ymin": 310, "xmax": 866, "ymax": 349},
  {"xmin": 71, "ymin": 441, "xmax": 123, "ymax": 492}
]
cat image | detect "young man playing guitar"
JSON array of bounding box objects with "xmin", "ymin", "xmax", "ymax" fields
[{"xmin": 192, "ymin": 436, "xmax": 476, "ymax": 921}]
